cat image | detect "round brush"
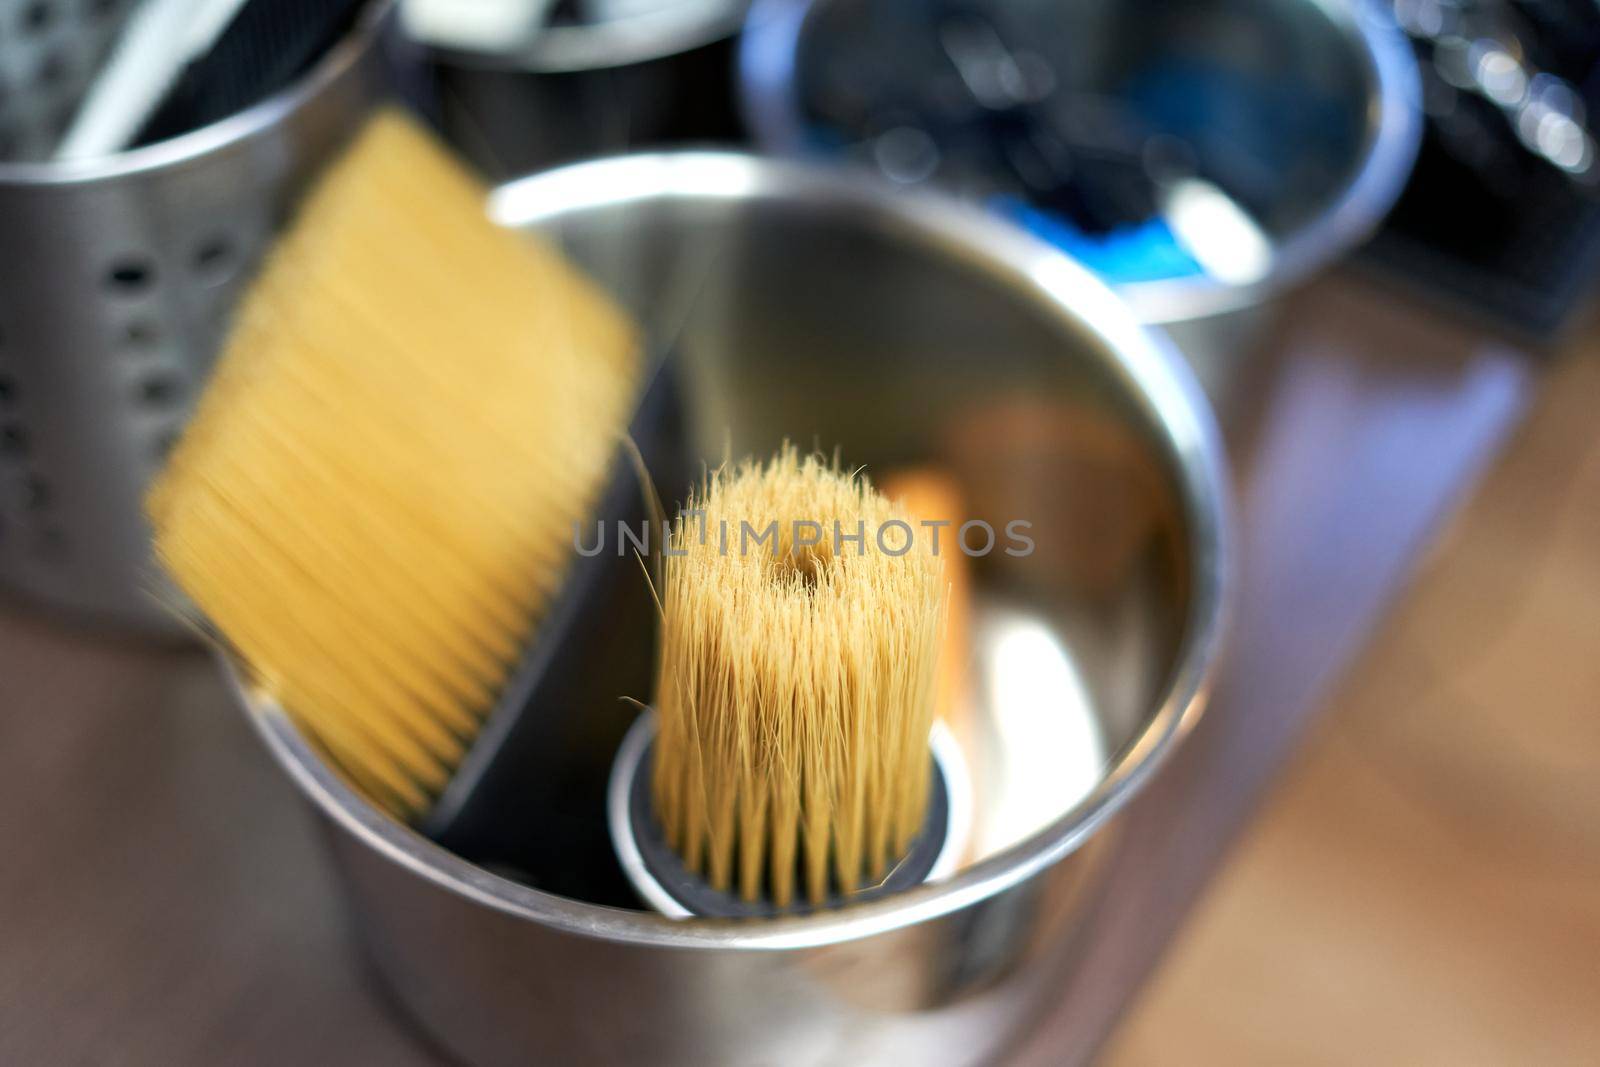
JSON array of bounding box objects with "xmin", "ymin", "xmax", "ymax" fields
[{"xmin": 608, "ymin": 446, "xmax": 971, "ymax": 917}]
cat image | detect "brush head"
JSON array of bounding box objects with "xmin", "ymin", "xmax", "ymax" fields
[
  {"xmin": 147, "ymin": 109, "xmax": 641, "ymax": 819},
  {"xmin": 650, "ymin": 446, "xmax": 947, "ymax": 910}
]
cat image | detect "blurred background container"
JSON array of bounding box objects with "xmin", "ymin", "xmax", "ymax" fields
[
  {"xmin": 414, "ymin": 0, "xmax": 748, "ymax": 178},
  {"xmin": 738, "ymin": 0, "xmax": 1423, "ymax": 410},
  {"xmin": 0, "ymin": 1, "xmax": 396, "ymax": 635},
  {"xmin": 1365, "ymin": 0, "xmax": 1600, "ymax": 339}
]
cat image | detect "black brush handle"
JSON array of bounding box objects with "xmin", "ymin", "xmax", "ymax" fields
[
  {"xmin": 134, "ymin": 0, "xmax": 368, "ymax": 146},
  {"xmin": 421, "ymin": 355, "xmax": 693, "ymax": 908}
]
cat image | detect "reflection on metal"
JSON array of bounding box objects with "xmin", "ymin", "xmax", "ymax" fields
[
  {"xmin": 1402, "ymin": 1, "xmax": 1598, "ymax": 183},
  {"xmin": 1163, "ymin": 178, "xmax": 1274, "ymax": 288},
  {"xmin": 973, "ymin": 607, "xmax": 1105, "ymax": 859}
]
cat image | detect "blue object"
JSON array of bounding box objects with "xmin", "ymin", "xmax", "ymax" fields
[{"xmin": 993, "ymin": 196, "xmax": 1204, "ymax": 285}]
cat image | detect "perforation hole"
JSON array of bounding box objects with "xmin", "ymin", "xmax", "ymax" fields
[
  {"xmin": 0, "ymin": 377, "xmax": 14, "ymax": 405},
  {"xmin": 105, "ymin": 257, "xmax": 156, "ymax": 293},
  {"xmin": 35, "ymin": 51, "xmax": 67, "ymax": 90},
  {"xmin": 137, "ymin": 374, "xmax": 180, "ymax": 406},
  {"xmin": 20, "ymin": 474, "xmax": 49, "ymax": 512},
  {"xmin": 122, "ymin": 319, "xmax": 160, "ymax": 349},
  {"xmin": 193, "ymin": 236, "xmax": 236, "ymax": 283},
  {"xmin": 22, "ymin": 1, "xmax": 54, "ymax": 34},
  {"xmin": 0, "ymin": 423, "xmax": 27, "ymax": 457}
]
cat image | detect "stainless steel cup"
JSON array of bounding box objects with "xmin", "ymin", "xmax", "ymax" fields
[
  {"xmin": 423, "ymin": 0, "xmax": 749, "ymax": 180},
  {"xmin": 739, "ymin": 0, "xmax": 1422, "ymax": 413},
  {"xmin": 0, "ymin": 1, "xmax": 397, "ymax": 635},
  {"xmin": 236, "ymin": 153, "xmax": 1229, "ymax": 1066}
]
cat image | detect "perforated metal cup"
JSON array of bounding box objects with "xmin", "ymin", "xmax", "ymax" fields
[{"xmin": 0, "ymin": 1, "xmax": 396, "ymax": 634}]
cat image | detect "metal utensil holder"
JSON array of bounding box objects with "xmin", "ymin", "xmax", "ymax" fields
[{"xmin": 0, "ymin": 2, "xmax": 396, "ymax": 636}]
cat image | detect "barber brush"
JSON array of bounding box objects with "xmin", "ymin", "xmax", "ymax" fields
[
  {"xmin": 608, "ymin": 446, "xmax": 971, "ymax": 917},
  {"xmin": 148, "ymin": 107, "xmax": 650, "ymax": 828}
]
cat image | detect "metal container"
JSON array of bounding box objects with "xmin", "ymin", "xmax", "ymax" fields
[
  {"xmin": 739, "ymin": 0, "xmax": 1423, "ymax": 411},
  {"xmin": 423, "ymin": 0, "xmax": 749, "ymax": 180},
  {"xmin": 0, "ymin": 2, "xmax": 398, "ymax": 635},
  {"xmin": 236, "ymin": 153, "xmax": 1229, "ymax": 1065}
]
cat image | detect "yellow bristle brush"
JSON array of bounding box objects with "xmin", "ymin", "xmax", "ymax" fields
[
  {"xmin": 611, "ymin": 446, "xmax": 958, "ymax": 914},
  {"xmin": 147, "ymin": 108, "xmax": 641, "ymax": 819}
]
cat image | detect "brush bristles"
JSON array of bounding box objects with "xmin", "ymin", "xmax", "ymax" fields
[
  {"xmin": 148, "ymin": 110, "xmax": 640, "ymax": 818},
  {"xmin": 652, "ymin": 447, "xmax": 945, "ymax": 908}
]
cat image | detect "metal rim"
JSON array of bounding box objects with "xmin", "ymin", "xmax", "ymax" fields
[
  {"xmin": 737, "ymin": 0, "xmax": 1424, "ymax": 325},
  {"xmin": 604, "ymin": 711, "xmax": 973, "ymax": 919},
  {"xmin": 425, "ymin": 0, "xmax": 748, "ymax": 75},
  {"xmin": 0, "ymin": 0, "xmax": 394, "ymax": 187},
  {"xmin": 238, "ymin": 151, "xmax": 1231, "ymax": 952}
]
